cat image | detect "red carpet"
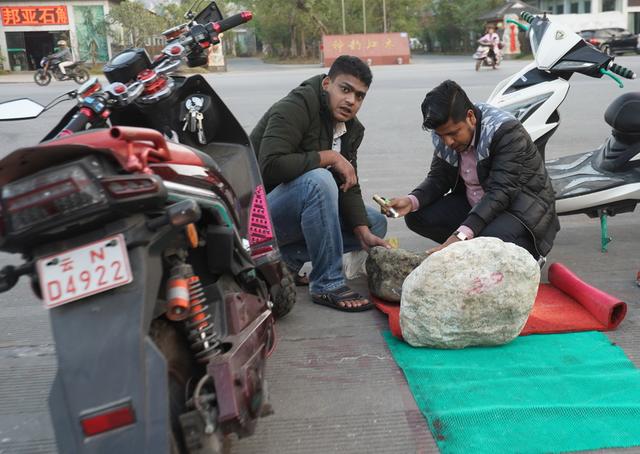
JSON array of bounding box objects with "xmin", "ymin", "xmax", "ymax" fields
[{"xmin": 374, "ymin": 262, "xmax": 627, "ymax": 340}]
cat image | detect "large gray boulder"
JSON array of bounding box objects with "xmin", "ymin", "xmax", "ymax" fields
[
  {"xmin": 366, "ymin": 247, "xmax": 427, "ymax": 302},
  {"xmin": 400, "ymin": 237, "xmax": 539, "ymax": 349}
]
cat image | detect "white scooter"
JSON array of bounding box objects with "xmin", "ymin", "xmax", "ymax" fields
[{"xmin": 487, "ymin": 11, "xmax": 638, "ymax": 252}]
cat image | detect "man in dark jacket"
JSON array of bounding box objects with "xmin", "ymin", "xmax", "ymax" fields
[
  {"xmin": 388, "ymin": 80, "xmax": 559, "ymax": 261},
  {"xmin": 250, "ymin": 55, "xmax": 388, "ymax": 312}
]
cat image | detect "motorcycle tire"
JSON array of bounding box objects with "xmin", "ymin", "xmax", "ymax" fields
[
  {"xmin": 475, "ymin": 60, "xmax": 482, "ymax": 71},
  {"xmin": 34, "ymin": 70, "xmax": 52, "ymax": 86},
  {"xmin": 73, "ymin": 68, "xmax": 90, "ymax": 84},
  {"xmin": 270, "ymin": 264, "xmax": 296, "ymax": 319},
  {"xmin": 150, "ymin": 319, "xmax": 199, "ymax": 454}
]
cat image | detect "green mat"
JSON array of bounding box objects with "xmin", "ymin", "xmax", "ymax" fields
[{"xmin": 384, "ymin": 331, "xmax": 640, "ymax": 454}]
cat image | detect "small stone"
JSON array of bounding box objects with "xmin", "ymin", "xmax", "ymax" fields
[
  {"xmin": 400, "ymin": 237, "xmax": 540, "ymax": 349},
  {"xmin": 366, "ymin": 247, "xmax": 427, "ymax": 302}
]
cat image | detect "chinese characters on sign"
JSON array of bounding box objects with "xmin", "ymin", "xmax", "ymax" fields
[
  {"xmin": 1, "ymin": 6, "xmax": 69, "ymax": 26},
  {"xmin": 322, "ymin": 33, "xmax": 410, "ymax": 67}
]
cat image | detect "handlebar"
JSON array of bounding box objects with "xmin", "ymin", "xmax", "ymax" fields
[
  {"xmin": 57, "ymin": 107, "xmax": 93, "ymax": 137},
  {"xmin": 600, "ymin": 63, "xmax": 636, "ymax": 88},
  {"xmin": 57, "ymin": 10, "xmax": 253, "ymax": 137},
  {"xmin": 520, "ymin": 11, "xmax": 535, "ymax": 24},
  {"xmin": 210, "ymin": 11, "xmax": 252, "ymax": 34},
  {"xmin": 609, "ymin": 63, "xmax": 636, "ymax": 79}
]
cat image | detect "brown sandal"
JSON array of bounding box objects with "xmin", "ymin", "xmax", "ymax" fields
[{"xmin": 311, "ymin": 286, "xmax": 373, "ymax": 312}]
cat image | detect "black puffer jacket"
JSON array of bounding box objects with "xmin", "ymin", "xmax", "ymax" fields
[{"xmin": 410, "ymin": 104, "xmax": 560, "ymax": 256}]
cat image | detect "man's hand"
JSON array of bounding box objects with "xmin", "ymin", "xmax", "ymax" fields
[
  {"xmin": 387, "ymin": 196, "xmax": 413, "ymax": 218},
  {"xmin": 426, "ymin": 234, "xmax": 460, "ymax": 255},
  {"xmin": 319, "ymin": 150, "xmax": 357, "ymax": 192},
  {"xmin": 354, "ymin": 226, "xmax": 390, "ymax": 251}
]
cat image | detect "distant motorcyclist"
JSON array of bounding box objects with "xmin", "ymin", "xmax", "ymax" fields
[
  {"xmin": 473, "ymin": 24, "xmax": 502, "ymax": 70},
  {"xmin": 50, "ymin": 40, "xmax": 74, "ymax": 75},
  {"xmin": 34, "ymin": 40, "xmax": 88, "ymax": 86},
  {"xmin": 480, "ymin": 24, "xmax": 502, "ymax": 64}
]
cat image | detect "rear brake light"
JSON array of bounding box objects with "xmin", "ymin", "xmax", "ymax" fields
[
  {"xmin": 2, "ymin": 164, "xmax": 107, "ymax": 234},
  {"xmin": 248, "ymin": 185, "xmax": 274, "ymax": 251},
  {"xmin": 80, "ymin": 402, "xmax": 135, "ymax": 437},
  {"xmin": 588, "ymin": 38, "xmax": 601, "ymax": 45}
]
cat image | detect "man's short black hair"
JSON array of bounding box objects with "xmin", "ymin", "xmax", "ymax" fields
[
  {"xmin": 421, "ymin": 80, "xmax": 474, "ymax": 130},
  {"xmin": 328, "ymin": 55, "xmax": 373, "ymax": 87}
]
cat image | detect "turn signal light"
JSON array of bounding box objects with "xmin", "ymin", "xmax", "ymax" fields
[{"xmin": 80, "ymin": 403, "xmax": 135, "ymax": 437}]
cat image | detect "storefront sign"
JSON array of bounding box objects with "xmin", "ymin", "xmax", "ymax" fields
[
  {"xmin": 321, "ymin": 33, "xmax": 411, "ymax": 66},
  {"xmin": 1, "ymin": 6, "xmax": 69, "ymax": 26}
]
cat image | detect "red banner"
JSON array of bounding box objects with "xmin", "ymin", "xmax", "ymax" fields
[
  {"xmin": 322, "ymin": 33, "xmax": 411, "ymax": 67},
  {"xmin": 1, "ymin": 5, "xmax": 68, "ymax": 26}
]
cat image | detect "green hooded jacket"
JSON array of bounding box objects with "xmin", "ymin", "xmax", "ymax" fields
[{"xmin": 250, "ymin": 74, "xmax": 370, "ymax": 229}]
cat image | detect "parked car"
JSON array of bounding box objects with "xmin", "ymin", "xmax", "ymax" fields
[{"xmin": 578, "ymin": 28, "xmax": 640, "ymax": 55}]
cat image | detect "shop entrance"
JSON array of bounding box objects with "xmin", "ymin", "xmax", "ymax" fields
[{"xmin": 5, "ymin": 30, "xmax": 68, "ymax": 70}]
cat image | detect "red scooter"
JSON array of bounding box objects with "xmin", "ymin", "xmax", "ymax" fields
[{"xmin": 0, "ymin": 3, "xmax": 295, "ymax": 453}]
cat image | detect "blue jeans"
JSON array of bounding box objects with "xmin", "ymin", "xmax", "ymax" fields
[{"xmin": 267, "ymin": 168, "xmax": 387, "ymax": 294}]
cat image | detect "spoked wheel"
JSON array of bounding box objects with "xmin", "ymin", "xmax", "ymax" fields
[
  {"xmin": 34, "ymin": 70, "xmax": 52, "ymax": 86},
  {"xmin": 73, "ymin": 68, "xmax": 90, "ymax": 84}
]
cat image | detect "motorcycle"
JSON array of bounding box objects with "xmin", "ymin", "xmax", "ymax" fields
[
  {"xmin": 0, "ymin": 2, "xmax": 296, "ymax": 453},
  {"xmin": 473, "ymin": 36, "xmax": 502, "ymax": 71},
  {"xmin": 34, "ymin": 56, "xmax": 90, "ymax": 86},
  {"xmin": 487, "ymin": 11, "xmax": 638, "ymax": 252}
]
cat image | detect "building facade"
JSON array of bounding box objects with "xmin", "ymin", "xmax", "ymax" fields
[
  {"xmin": 532, "ymin": 0, "xmax": 640, "ymax": 33},
  {"xmin": 0, "ymin": 0, "xmax": 117, "ymax": 71}
]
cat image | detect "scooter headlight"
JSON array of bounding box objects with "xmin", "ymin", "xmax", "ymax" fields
[{"xmin": 502, "ymin": 93, "xmax": 552, "ymax": 122}]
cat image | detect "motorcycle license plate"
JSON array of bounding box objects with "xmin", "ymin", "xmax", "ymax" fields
[{"xmin": 37, "ymin": 234, "xmax": 133, "ymax": 309}]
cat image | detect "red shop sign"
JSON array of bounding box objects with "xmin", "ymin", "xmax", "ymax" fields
[{"xmin": 1, "ymin": 5, "xmax": 69, "ymax": 26}]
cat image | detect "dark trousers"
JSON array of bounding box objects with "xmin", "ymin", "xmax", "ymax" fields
[{"xmin": 405, "ymin": 192, "xmax": 538, "ymax": 257}]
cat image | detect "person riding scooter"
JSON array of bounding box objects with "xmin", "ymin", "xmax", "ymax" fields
[
  {"xmin": 50, "ymin": 40, "xmax": 74, "ymax": 76},
  {"xmin": 474, "ymin": 24, "xmax": 502, "ymax": 70}
]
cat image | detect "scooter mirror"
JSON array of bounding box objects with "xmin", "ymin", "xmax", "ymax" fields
[{"xmin": 0, "ymin": 98, "xmax": 45, "ymax": 121}]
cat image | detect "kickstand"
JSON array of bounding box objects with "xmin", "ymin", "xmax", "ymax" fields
[{"xmin": 598, "ymin": 209, "xmax": 612, "ymax": 253}]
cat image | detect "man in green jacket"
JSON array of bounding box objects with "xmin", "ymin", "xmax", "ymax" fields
[{"xmin": 250, "ymin": 55, "xmax": 388, "ymax": 312}]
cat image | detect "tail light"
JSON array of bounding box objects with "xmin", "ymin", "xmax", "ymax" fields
[
  {"xmin": 248, "ymin": 184, "xmax": 275, "ymax": 255},
  {"xmin": 80, "ymin": 402, "xmax": 135, "ymax": 437},
  {"xmin": 0, "ymin": 156, "xmax": 167, "ymax": 243},
  {"xmin": 588, "ymin": 38, "xmax": 601, "ymax": 46},
  {"xmin": 2, "ymin": 163, "xmax": 107, "ymax": 235}
]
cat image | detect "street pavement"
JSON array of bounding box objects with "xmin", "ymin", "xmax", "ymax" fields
[{"xmin": 0, "ymin": 54, "xmax": 639, "ymax": 453}]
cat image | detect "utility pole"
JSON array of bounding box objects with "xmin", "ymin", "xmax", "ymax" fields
[
  {"xmin": 341, "ymin": 0, "xmax": 346, "ymax": 34},
  {"xmin": 362, "ymin": 0, "xmax": 367, "ymax": 34},
  {"xmin": 383, "ymin": 0, "xmax": 387, "ymax": 33}
]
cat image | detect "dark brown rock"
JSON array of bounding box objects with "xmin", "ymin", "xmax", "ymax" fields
[{"xmin": 366, "ymin": 247, "xmax": 427, "ymax": 302}]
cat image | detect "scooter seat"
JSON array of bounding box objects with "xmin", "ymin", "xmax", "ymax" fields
[{"xmin": 604, "ymin": 92, "xmax": 640, "ymax": 135}]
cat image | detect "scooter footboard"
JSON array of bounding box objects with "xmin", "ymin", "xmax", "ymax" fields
[{"xmin": 47, "ymin": 246, "xmax": 171, "ymax": 454}]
